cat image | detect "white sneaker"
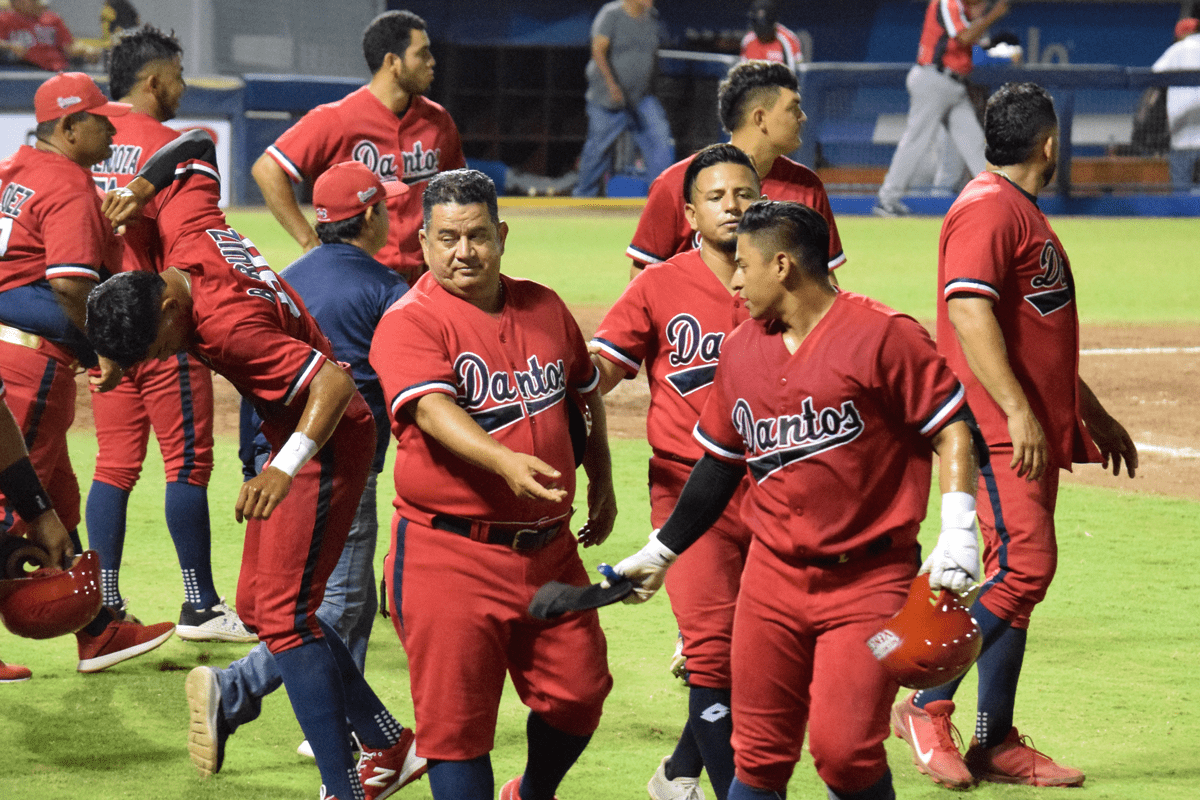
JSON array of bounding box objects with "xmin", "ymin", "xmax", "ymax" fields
[
  {"xmin": 177, "ymin": 599, "xmax": 258, "ymax": 643},
  {"xmin": 648, "ymin": 756, "xmax": 706, "ymax": 800}
]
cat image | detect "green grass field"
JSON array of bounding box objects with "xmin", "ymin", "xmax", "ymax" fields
[{"xmin": 1, "ymin": 209, "xmax": 1196, "ymax": 799}]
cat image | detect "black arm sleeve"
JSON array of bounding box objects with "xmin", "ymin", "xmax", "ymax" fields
[
  {"xmin": 655, "ymin": 454, "xmax": 744, "ymax": 555},
  {"xmin": 136, "ymin": 128, "xmax": 218, "ymax": 193}
]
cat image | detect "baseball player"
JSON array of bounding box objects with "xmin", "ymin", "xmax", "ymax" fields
[
  {"xmin": 252, "ymin": 9, "xmax": 464, "ymax": 284},
  {"xmin": 740, "ymin": 1, "xmax": 804, "ymax": 70},
  {"xmin": 874, "ymin": 0, "xmax": 1010, "ymax": 217},
  {"xmin": 0, "ymin": 71, "xmax": 176, "ymax": 675},
  {"xmin": 82, "ymin": 26, "xmax": 252, "ymax": 643},
  {"xmin": 627, "ymin": 60, "xmax": 844, "ymax": 281},
  {"xmin": 591, "ymin": 143, "xmax": 758, "ymax": 800},
  {"xmin": 187, "ymin": 160, "xmax": 409, "ymax": 774},
  {"xmin": 369, "ymin": 169, "xmax": 616, "ymax": 800},
  {"xmin": 611, "ymin": 200, "xmax": 982, "ymax": 800},
  {"xmin": 892, "ymin": 82, "xmax": 1137, "ymax": 789},
  {"xmin": 0, "ymin": 374, "xmax": 74, "ymax": 681},
  {"xmin": 88, "ymin": 131, "xmax": 424, "ymax": 800}
]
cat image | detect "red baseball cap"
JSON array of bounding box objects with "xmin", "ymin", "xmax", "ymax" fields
[
  {"xmin": 1176, "ymin": 18, "xmax": 1199, "ymax": 40},
  {"xmin": 34, "ymin": 72, "xmax": 131, "ymax": 124},
  {"xmin": 313, "ymin": 161, "xmax": 407, "ymax": 223}
]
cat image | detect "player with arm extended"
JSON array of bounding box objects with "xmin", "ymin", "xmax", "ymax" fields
[
  {"xmin": 252, "ymin": 9, "xmax": 464, "ymax": 284},
  {"xmin": 84, "ymin": 25, "xmax": 253, "ymax": 643},
  {"xmin": 369, "ymin": 169, "xmax": 616, "ymax": 800},
  {"xmin": 891, "ymin": 81, "xmax": 1137, "ymax": 790},
  {"xmin": 610, "ymin": 199, "xmax": 982, "ymax": 800},
  {"xmin": 186, "ymin": 160, "xmax": 410, "ymax": 774},
  {"xmin": 591, "ymin": 143, "xmax": 759, "ymax": 800},
  {"xmin": 628, "ymin": 60, "xmax": 844, "ymax": 282},
  {"xmin": 0, "ymin": 71, "xmax": 175, "ymax": 676},
  {"xmin": 88, "ymin": 132, "xmax": 424, "ymax": 800}
]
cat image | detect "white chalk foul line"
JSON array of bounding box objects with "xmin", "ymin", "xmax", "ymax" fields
[
  {"xmin": 1082, "ymin": 346, "xmax": 1200, "ymax": 356},
  {"xmin": 1134, "ymin": 443, "xmax": 1200, "ymax": 459}
]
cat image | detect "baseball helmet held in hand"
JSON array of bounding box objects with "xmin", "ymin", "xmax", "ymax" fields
[
  {"xmin": 866, "ymin": 573, "xmax": 982, "ymax": 690},
  {"xmin": 0, "ymin": 550, "xmax": 102, "ymax": 639}
]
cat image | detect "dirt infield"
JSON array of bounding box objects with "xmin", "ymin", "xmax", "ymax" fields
[{"xmin": 73, "ymin": 316, "xmax": 1199, "ymax": 501}]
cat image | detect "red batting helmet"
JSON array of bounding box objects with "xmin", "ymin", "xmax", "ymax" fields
[
  {"xmin": 0, "ymin": 550, "xmax": 102, "ymax": 639},
  {"xmin": 866, "ymin": 573, "xmax": 982, "ymax": 690}
]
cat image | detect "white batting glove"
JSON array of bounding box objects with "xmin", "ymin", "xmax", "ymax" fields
[
  {"xmin": 610, "ymin": 529, "xmax": 677, "ymax": 603},
  {"xmin": 920, "ymin": 491, "xmax": 982, "ymax": 594}
]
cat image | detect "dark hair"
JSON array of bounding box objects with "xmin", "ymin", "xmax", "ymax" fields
[
  {"xmin": 984, "ymin": 82, "xmax": 1058, "ymax": 167},
  {"xmin": 736, "ymin": 200, "xmax": 829, "ymax": 281},
  {"xmin": 315, "ymin": 211, "xmax": 367, "ymax": 245},
  {"xmin": 108, "ymin": 26, "xmax": 183, "ymax": 101},
  {"xmin": 86, "ymin": 271, "xmax": 165, "ymax": 368},
  {"xmin": 363, "ymin": 10, "xmax": 426, "ymax": 74},
  {"xmin": 717, "ymin": 60, "xmax": 799, "ymax": 134},
  {"xmin": 422, "ymin": 169, "xmax": 499, "ymax": 229},
  {"xmin": 682, "ymin": 143, "xmax": 759, "ymax": 203},
  {"xmin": 107, "ymin": 0, "xmax": 141, "ymax": 31},
  {"xmin": 35, "ymin": 110, "xmax": 91, "ymax": 140}
]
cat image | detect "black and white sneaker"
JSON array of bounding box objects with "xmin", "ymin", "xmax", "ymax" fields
[{"xmin": 177, "ymin": 600, "xmax": 257, "ymax": 643}]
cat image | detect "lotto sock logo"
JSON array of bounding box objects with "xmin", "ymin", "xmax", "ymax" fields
[{"xmin": 700, "ymin": 703, "xmax": 730, "ymax": 723}]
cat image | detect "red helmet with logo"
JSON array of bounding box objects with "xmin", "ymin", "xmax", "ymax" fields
[
  {"xmin": 0, "ymin": 550, "xmax": 102, "ymax": 639},
  {"xmin": 866, "ymin": 573, "xmax": 982, "ymax": 690}
]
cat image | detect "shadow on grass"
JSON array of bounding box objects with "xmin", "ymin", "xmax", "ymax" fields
[{"xmin": 3, "ymin": 678, "xmax": 175, "ymax": 770}]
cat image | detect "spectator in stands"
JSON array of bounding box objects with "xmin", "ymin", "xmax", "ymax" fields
[
  {"xmin": 573, "ymin": 0, "xmax": 675, "ymax": 197},
  {"xmin": 0, "ymin": 0, "xmax": 100, "ymax": 70},
  {"xmin": 740, "ymin": 0, "xmax": 804, "ymax": 70},
  {"xmin": 874, "ymin": 0, "xmax": 1010, "ymax": 216},
  {"xmin": 1152, "ymin": 17, "xmax": 1200, "ymax": 192}
]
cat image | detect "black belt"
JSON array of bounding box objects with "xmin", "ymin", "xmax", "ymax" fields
[
  {"xmin": 806, "ymin": 535, "xmax": 895, "ymax": 569},
  {"xmin": 931, "ymin": 63, "xmax": 968, "ymax": 86},
  {"xmin": 431, "ymin": 513, "xmax": 567, "ymax": 552}
]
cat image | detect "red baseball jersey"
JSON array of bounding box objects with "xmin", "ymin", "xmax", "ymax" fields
[
  {"xmin": 266, "ymin": 87, "xmax": 465, "ymax": 281},
  {"xmin": 370, "ymin": 272, "xmax": 599, "ymax": 523},
  {"xmin": 0, "ymin": 9, "xmax": 71, "ymax": 72},
  {"xmin": 695, "ymin": 291, "xmax": 966, "ymax": 562},
  {"xmin": 91, "ymin": 111, "xmax": 180, "ymax": 274},
  {"xmin": 936, "ymin": 171, "xmax": 1101, "ymax": 470},
  {"xmin": 143, "ymin": 162, "xmax": 333, "ymax": 441},
  {"xmin": 916, "ymin": 0, "xmax": 974, "ymax": 76},
  {"xmin": 592, "ymin": 249, "xmax": 748, "ymax": 461},
  {"xmin": 0, "ymin": 146, "xmax": 121, "ymax": 293},
  {"xmin": 627, "ymin": 154, "xmax": 845, "ymax": 270},
  {"xmin": 740, "ymin": 24, "xmax": 804, "ymax": 70}
]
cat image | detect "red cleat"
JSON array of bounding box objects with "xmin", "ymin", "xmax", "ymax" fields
[
  {"xmin": 891, "ymin": 691, "xmax": 974, "ymax": 789},
  {"xmin": 966, "ymin": 727, "xmax": 1085, "ymax": 787},
  {"xmin": 357, "ymin": 726, "xmax": 427, "ymax": 800},
  {"xmin": 76, "ymin": 617, "xmax": 175, "ymax": 673}
]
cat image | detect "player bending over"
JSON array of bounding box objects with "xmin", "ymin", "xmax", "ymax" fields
[{"xmin": 86, "ymin": 130, "xmax": 423, "ymax": 800}]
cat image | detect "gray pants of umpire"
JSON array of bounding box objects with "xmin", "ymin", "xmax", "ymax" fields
[{"xmin": 879, "ymin": 64, "xmax": 988, "ymax": 206}]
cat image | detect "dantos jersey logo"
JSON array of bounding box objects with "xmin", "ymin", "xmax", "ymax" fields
[
  {"xmin": 732, "ymin": 396, "xmax": 864, "ymax": 483},
  {"xmin": 1024, "ymin": 239, "xmax": 1073, "ymax": 317},
  {"xmin": 454, "ymin": 352, "xmax": 567, "ymax": 433},
  {"xmin": 664, "ymin": 313, "xmax": 725, "ymax": 396},
  {"xmin": 351, "ymin": 140, "xmax": 441, "ymax": 185}
]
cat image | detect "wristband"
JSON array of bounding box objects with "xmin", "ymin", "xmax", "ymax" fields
[
  {"xmin": 270, "ymin": 432, "xmax": 318, "ymax": 478},
  {"xmin": 0, "ymin": 457, "xmax": 53, "ymax": 521},
  {"xmin": 940, "ymin": 491, "xmax": 977, "ymax": 532}
]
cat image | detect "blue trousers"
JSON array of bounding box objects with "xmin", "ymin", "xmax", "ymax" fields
[
  {"xmin": 217, "ymin": 471, "xmax": 379, "ymax": 731},
  {"xmin": 573, "ymin": 95, "xmax": 674, "ymax": 197}
]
